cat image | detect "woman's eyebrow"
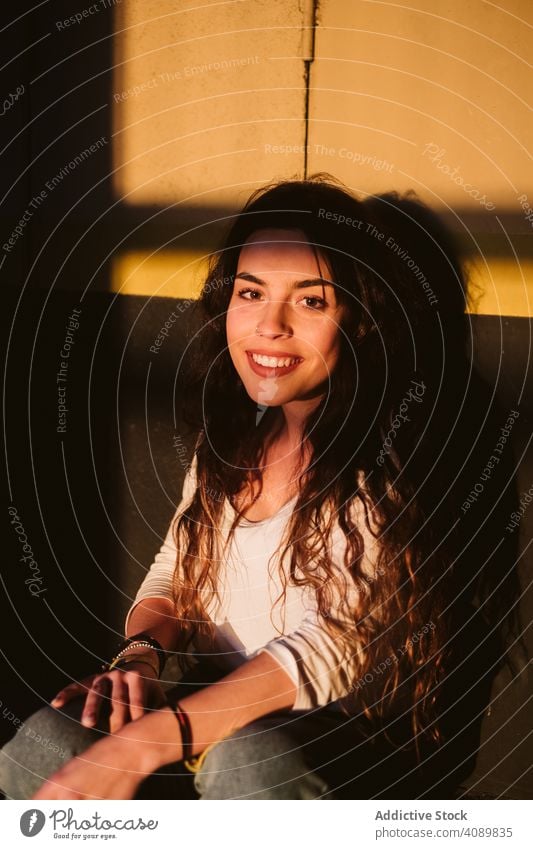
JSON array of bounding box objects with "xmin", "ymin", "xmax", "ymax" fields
[{"xmin": 235, "ymin": 271, "xmax": 333, "ymax": 289}]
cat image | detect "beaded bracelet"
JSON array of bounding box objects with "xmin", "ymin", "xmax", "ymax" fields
[
  {"xmin": 102, "ymin": 646, "xmax": 159, "ymax": 675},
  {"xmin": 124, "ymin": 633, "xmax": 167, "ymax": 675},
  {"xmin": 104, "ymin": 633, "xmax": 168, "ymax": 678},
  {"xmin": 112, "ymin": 642, "xmax": 158, "ymax": 664}
]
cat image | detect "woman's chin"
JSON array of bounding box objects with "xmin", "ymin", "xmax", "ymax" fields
[
  {"xmin": 251, "ymin": 395, "xmax": 278, "ymax": 408},
  {"xmin": 239, "ymin": 381, "xmax": 282, "ymax": 407}
]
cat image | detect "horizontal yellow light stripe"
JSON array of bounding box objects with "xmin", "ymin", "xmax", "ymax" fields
[
  {"xmin": 467, "ymin": 258, "xmax": 533, "ymax": 318},
  {"xmin": 112, "ymin": 250, "xmax": 532, "ymax": 318},
  {"xmin": 111, "ymin": 250, "xmax": 208, "ymax": 299}
]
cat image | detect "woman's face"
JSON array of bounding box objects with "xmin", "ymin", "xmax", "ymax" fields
[{"xmin": 226, "ymin": 228, "xmax": 345, "ymax": 411}]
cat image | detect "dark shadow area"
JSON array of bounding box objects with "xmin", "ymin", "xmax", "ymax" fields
[{"xmin": 2, "ymin": 286, "xmax": 201, "ymax": 750}]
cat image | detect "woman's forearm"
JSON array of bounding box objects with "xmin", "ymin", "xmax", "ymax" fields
[
  {"xmin": 119, "ymin": 649, "xmax": 297, "ymax": 774},
  {"xmin": 126, "ymin": 597, "xmax": 180, "ymax": 650}
]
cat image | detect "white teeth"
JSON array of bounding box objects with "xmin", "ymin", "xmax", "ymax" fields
[{"xmin": 251, "ymin": 353, "xmax": 299, "ymax": 368}]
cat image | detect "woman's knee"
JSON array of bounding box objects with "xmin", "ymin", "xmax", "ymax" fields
[
  {"xmin": 194, "ymin": 717, "xmax": 330, "ymax": 800},
  {"xmin": 0, "ymin": 698, "xmax": 103, "ymax": 800}
]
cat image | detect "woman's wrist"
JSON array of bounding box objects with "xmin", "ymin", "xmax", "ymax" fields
[
  {"xmin": 117, "ymin": 705, "xmax": 184, "ymax": 773},
  {"xmin": 119, "ymin": 633, "xmax": 167, "ymax": 676},
  {"xmin": 112, "ymin": 657, "xmax": 159, "ymax": 678},
  {"xmin": 106, "ymin": 643, "xmax": 162, "ymax": 676}
]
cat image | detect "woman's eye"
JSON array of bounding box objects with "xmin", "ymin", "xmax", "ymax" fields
[
  {"xmin": 237, "ymin": 287, "xmax": 261, "ymax": 300},
  {"xmin": 300, "ymin": 296, "xmax": 326, "ymax": 310}
]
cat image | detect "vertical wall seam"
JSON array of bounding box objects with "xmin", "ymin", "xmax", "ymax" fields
[{"xmin": 302, "ymin": 0, "xmax": 318, "ymax": 178}]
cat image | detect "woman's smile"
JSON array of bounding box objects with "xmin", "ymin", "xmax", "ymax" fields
[{"xmin": 245, "ymin": 349, "xmax": 304, "ymax": 377}]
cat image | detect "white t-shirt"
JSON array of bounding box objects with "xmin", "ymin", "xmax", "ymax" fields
[{"xmin": 126, "ymin": 456, "xmax": 381, "ymax": 712}]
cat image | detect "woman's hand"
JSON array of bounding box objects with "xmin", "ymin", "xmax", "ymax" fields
[
  {"xmin": 50, "ymin": 663, "xmax": 168, "ymax": 733},
  {"xmin": 31, "ymin": 731, "xmax": 151, "ymax": 800},
  {"xmin": 31, "ymin": 703, "xmax": 180, "ymax": 800}
]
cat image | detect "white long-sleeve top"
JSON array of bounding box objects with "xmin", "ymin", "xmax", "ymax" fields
[{"xmin": 126, "ymin": 457, "xmax": 381, "ymax": 712}]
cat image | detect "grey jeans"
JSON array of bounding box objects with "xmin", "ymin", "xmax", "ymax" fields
[
  {"xmin": 0, "ymin": 663, "xmax": 425, "ymax": 800},
  {"xmin": 0, "ymin": 704, "xmax": 335, "ymax": 800}
]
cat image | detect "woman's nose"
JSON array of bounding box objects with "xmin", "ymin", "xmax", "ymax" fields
[{"xmin": 255, "ymin": 298, "xmax": 292, "ymax": 337}]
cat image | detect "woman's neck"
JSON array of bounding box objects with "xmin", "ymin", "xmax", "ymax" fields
[{"xmin": 277, "ymin": 394, "xmax": 323, "ymax": 451}]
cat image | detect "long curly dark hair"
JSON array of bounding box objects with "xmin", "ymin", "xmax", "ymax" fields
[{"xmin": 171, "ymin": 173, "xmax": 520, "ymax": 756}]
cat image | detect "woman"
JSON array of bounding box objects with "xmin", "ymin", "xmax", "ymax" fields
[{"xmin": 0, "ymin": 174, "xmax": 519, "ymax": 799}]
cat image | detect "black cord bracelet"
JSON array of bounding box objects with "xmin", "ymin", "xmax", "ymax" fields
[{"xmin": 169, "ymin": 701, "xmax": 193, "ymax": 762}]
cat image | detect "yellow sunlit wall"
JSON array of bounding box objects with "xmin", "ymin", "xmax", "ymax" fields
[
  {"xmin": 308, "ymin": 0, "xmax": 532, "ymax": 209},
  {"xmin": 112, "ymin": 0, "xmax": 532, "ymax": 317},
  {"xmin": 112, "ymin": 0, "xmax": 309, "ymax": 207},
  {"xmin": 112, "ymin": 249, "xmax": 207, "ymax": 299}
]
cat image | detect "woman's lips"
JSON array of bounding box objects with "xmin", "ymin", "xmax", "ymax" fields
[{"xmin": 245, "ymin": 350, "xmax": 303, "ymax": 377}]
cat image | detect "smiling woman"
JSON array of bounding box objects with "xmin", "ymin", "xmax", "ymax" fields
[
  {"xmin": 0, "ymin": 174, "xmax": 520, "ymax": 800},
  {"xmin": 224, "ymin": 228, "xmax": 347, "ymax": 521}
]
